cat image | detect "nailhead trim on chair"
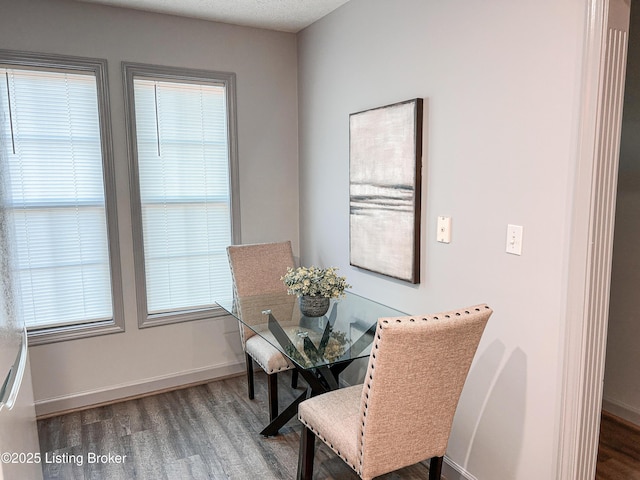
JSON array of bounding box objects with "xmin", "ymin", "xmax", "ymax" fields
[
  {"xmin": 356, "ymin": 305, "xmax": 492, "ymax": 475},
  {"xmin": 247, "ymin": 352, "xmax": 293, "ymax": 375},
  {"xmin": 229, "ymin": 262, "xmax": 295, "ymax": 375},
  {"xmin": 298, "ymin": 417, "xmax": 361, "ymax": 474}
]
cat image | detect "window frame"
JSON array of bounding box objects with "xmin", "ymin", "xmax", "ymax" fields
[
  {"xmin": 122, "ymin": 62, "xmax": 240, "ymax": 329},
  {"xmin": 0, "ymin": 49, "xmax": 124, "ymax": 345}
]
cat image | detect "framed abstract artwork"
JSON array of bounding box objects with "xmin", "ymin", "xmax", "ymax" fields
[{"xmin": 349, "ymin": 98, "xmax": 423, "ymax": 284}]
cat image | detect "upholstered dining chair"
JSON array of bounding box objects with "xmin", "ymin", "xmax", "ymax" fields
[
  {"xmin": 297, "ymin": 304, "xmax": 493, "ymax": 480},
  {"xmin": 227, "ymin": 241, "xmax": 299, "ymax": 424}
]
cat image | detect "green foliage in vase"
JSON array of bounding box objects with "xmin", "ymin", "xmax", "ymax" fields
[{"xmin": 282, "ymin": 266, "xmax": 351, "ymax": 299}]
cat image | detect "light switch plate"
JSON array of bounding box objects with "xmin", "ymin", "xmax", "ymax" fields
[
  {"xmin": 506, "ymin": 224, "xmax": 523, "ymax": 255},
  {"xmin": 437, "ymin": 216, "xmax": 451, "ymax": 243}
]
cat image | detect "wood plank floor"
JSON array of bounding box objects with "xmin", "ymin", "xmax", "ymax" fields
[
  {"xmin": 596, "ymin": 410, "xmax": 640, "ymax": 480},
  {"xmin": 38, "ymin": 372, "xmax": 436, "ymax": 479}
]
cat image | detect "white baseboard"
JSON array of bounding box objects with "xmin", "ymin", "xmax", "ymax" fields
[
  {"xmin": 35, "ymin": 361, "xmax": 245, "ymax": 418},
  {"xmin": 442, "ymin": 456, "xmax": 477, "ymax": 480},
  {"xmin": 602, "ymin": 397, "xmax": 640, "ymax": 426}
]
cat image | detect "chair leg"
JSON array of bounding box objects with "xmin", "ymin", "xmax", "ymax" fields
[
  {"xmin": 268, "ymin": 372, "xmax": 278, "ymax": 422},
  {"xmin": 429, "ymin": 456, "xmax": 443, "ymax": 480},
  {"xmin": 245, "ymin": 353, "xmax": 254, "ymax": 400},
  {"xmin": 246, "ymin": 353, "xmax": 255, "ymax": 400},
  {"xmin": 291, "ymin": 369, "xmax": 299, "ymax": 389},
  {"xmin": 297, "ymin": 425, "xmax": 316, "ymax": 480}
]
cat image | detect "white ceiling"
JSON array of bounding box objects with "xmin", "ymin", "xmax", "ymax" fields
[{"xmin": 75, "ymin": 0, "xmax": 351, "ymax": 33}]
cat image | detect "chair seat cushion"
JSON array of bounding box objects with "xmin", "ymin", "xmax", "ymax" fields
[
  {"xmin": 298, "ymin": 384, "xmax": 363, "ymax": 471},
  {"xmin": 245, "ymin": 335, "xmax": 294, "ymax": 374}
]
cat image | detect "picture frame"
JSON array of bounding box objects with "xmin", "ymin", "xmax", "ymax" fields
[{"xmin": 349, "ymin": 98, "xmax": 423, "ymax": 284}]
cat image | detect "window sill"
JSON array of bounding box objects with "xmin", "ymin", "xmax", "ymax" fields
[
  {"xmin": 139, "ymin": 304, "xmax": 231, "ymax": 329},
  {"xmin": 27, "ymin": 319, "xmax": 124, "ymax": 346}
]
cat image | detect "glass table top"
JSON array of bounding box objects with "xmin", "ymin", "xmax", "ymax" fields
[{"xmin": 217, "ymin": 291, "xmax": 407, "ymax": 370}]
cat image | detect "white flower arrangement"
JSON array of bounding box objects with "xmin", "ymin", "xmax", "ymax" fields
[{"xmin": 282, "ymin": 266, "xmax": 351, "ymax": 299}]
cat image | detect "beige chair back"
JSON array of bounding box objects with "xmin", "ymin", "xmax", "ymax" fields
[
  {"xmin": 357, "ymin": 305, "xmax": 492, "ymax": 480},
  {"xmin": 227, "ymin": 241, "xmax": 295, "ymax": 344}
]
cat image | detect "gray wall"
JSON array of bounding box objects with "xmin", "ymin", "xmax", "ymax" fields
[
  {"xmin": 0, "ymin": 0, "xmax": 300, "ymax": 414},
  {"xmin": 297, "ymin": 0, "xmax": 588, "ymax": 479},
  {"xmin": 604, "ymin": 0, "xmax": 640, "ymax": 425}
]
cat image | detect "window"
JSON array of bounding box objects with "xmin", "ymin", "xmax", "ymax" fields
[
  {"xmin": 123, "ymin": 63, "xmax": 239, "ymax": 328},
  {"xmin": 0, "ymin": 51, "xmax": 123, "ymax": 344}
]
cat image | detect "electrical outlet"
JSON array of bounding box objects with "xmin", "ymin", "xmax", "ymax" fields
[{"xmin": 437, "ymin": 216, "xmax": 451, "ymax": 243}]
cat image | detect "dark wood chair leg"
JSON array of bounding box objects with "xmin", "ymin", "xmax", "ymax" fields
[
  {"xmin": 429, "ymin": 456, "xmax": 443, "ymax": 480},
  {"xmin": 268, "ymin": 372, "xmax": 279, "ymax": 422},
  {"xmin": 291, "ymin": 369, "xmax": 299, "ymax": 389},
  {"xmin": 297, "ymin": 425, "xmax": 316, "ymax": 480},
  {"xmin": 246, "ymin": 353, "xmax": 254, "ymax": 400}
]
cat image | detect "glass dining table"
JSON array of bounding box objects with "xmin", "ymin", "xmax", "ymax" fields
[{"xmin": 217, "ymin": 291, "xmax": 407, "ymax": 436}]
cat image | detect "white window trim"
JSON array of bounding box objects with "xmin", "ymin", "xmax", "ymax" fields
[
  {"xmin": 122, "ymin": 62, "xmax": 240, "ymax": 329},
  {"xmin": 0, "ymin": 50, "xmax": 124, "ymax": 345}
]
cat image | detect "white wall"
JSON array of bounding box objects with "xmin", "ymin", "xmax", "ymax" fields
[
  {"xmin": 297, "ymin": 1, "xmax": 587, "ymax": 479},
  {"xmin": 0, "ymin": 0, "xmax": 300, "ymax": 414}
]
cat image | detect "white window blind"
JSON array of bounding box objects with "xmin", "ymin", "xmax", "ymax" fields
[
  {"xmin": 132, "ymin": 76, "xmax": 234, "ymax": 320},
  {"xmin": 0, "ymin": 67, "xmax": 113, "ymax": 330}
]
